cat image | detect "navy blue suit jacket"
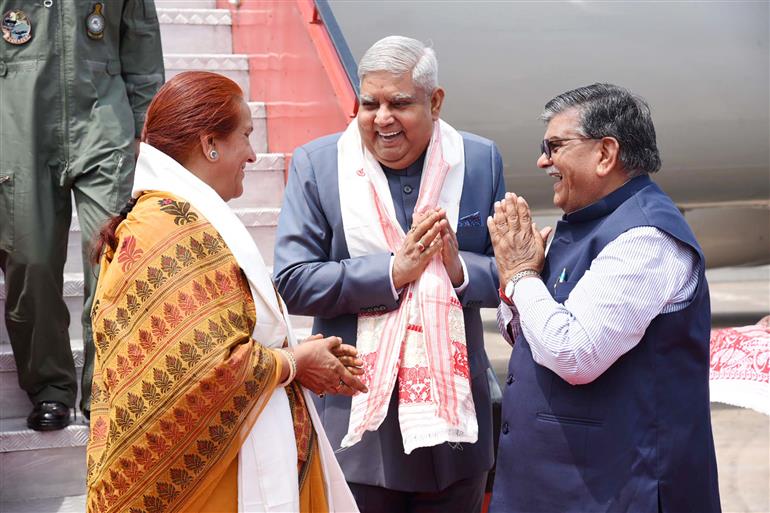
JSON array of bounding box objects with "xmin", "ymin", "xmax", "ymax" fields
[{"xmin": 274, "ymin": 131, "xmax": 504, "ymax": 492}]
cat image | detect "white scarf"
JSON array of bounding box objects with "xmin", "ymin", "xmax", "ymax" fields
[
  {"xmin": 336, "ymin": 121, "xmax": 478, "ymax": 454},
  {"xmin": 132, "ymin": 143, "xmax": 358, "ymax": 513}
]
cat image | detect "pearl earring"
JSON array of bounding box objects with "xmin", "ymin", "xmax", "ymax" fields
[{"xmin": 210, "ymin": 150, "xmax": 218, "ymax": 160}]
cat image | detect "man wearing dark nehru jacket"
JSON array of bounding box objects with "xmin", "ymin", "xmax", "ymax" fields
[
  {"xmin": 274, "ymin": 36, "xmax": 504, "ymax": 513},
  {"xmin": 488, "ymin": 83, "xmax": 720, "ymax": 512}
]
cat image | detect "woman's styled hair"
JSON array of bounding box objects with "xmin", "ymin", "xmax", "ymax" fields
[
  {"xmin": 142, "ymin": 71, "xmax": 245, "ymax": 163},
  {"xmin": 91, "ymin": 71, "xmax": 245, "ymax": 262}
]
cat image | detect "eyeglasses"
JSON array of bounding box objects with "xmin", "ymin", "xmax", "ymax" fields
[{"xmin": 540, "ymin": 137, "xmax": 597, "ymax": 160}]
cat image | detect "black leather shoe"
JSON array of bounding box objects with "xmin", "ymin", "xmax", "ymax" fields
[{"xmin": 26, "ymin": 401, "xmax": 71, "ymax": 431}]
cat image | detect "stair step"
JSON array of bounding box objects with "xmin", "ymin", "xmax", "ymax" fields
[
  {"xmin": 247, "ymin": 102, "xmax": 269, "ymax": 155},
  {"xmin": 0, "ymin": 342, "xmax": 84, "ymax": 419},
  {"xmin": 0, "ymin": 495, "xmax": 87, "ymax": 513},
  {"xmin": 164, "ymin": 53, "xmax": 250, "ymax": 99},
  {"xmin": 0, "ymin": 418, "xmax": 87, "ymax": 502},
  {"xmin": 229, "ymin": 152, "xmax": 286, "ymax": 208},
  {"xmin": 158, "ymin": 8, "xmax": 233, "ymax": 55},
  {"xmin": 155, "ymin": 0, "xmax": 216, "ymax": 8},
  {"xmin": 0, "ymin": 417, "xmax": 88, "ymax": 453},
  {"xmin": 0, "ymin": 494, "xmax": 86, "ymax": 513},
  {"xmin": 0, "ymin": 446, "xmax": 86, "ymax": 502}
]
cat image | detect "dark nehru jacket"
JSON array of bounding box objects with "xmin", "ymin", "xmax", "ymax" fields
[{"xmin": 491, "ymin": 176, "xmax": 720, "ymax": 512}]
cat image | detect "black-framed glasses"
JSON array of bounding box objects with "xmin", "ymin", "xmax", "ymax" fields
[{"xmin": 540, "ymin": 137, "xmax": 597, "ymax": 159}]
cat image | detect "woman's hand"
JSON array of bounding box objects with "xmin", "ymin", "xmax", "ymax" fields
[
  {"xmin": 328, "ymin": 336, "xmax": 365, "ymax": 394},
  {"xmin": 332, "ymin": 342, "xmax": 365, "ymax": 379},
  {"xmin": 292, "ymin": 335, "xmax": 368, "ymax": 396}
]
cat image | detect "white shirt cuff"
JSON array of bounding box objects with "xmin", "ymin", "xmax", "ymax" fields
[
  {"xmin": 388, "ymin": 255, "xmax": 402, "ymax": 301},
  {"xmin": 500, "ymin": 299, "xmax": 516, "ymax": 325},
  {"xmin": 453, "ymin": 255, "xmax": 470, "ymax": 294},
  {"xmin": 512, "ymin": 275, "xmax": 548, "ymax": 307}
]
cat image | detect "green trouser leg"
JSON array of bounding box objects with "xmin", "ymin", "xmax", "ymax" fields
[
  {"xmin": 73, "ymin": 148, "xmax": 135, "ymax": 413},
  {"xmin": 0, "ymin": 166, "xmax": 77, "ymax": 407}
]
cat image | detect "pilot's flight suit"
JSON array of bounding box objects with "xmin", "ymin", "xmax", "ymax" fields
[{"xmin": 0, "ymin": 0, "xmax": 164, "ymax": 414}]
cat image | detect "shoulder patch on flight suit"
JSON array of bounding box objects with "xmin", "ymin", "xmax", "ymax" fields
[
  {"xmin": 86, "ymin": 3, "xmax": 105, "ymax": 40},
  {"xmin": 2, "ymin": 9, "xmax": 32, "ymax": 45}
]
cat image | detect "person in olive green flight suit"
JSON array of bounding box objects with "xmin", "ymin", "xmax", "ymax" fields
[{"xmin": 0, "ymin": 1, "xmax": 164, "ymax": 430}]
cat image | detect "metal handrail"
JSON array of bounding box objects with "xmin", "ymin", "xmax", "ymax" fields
[{"xmin": 313, "ymin": 0, "xmax": 360, "ymax": 98}]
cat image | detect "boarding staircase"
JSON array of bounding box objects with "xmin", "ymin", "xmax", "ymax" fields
[{"xmin": 0, "ymin": 1, "xmax": 354, "ymax": 510}]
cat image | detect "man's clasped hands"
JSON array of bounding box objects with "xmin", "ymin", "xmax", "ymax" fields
[{"xmin": 296, "ymin": 206, "xmax": 470, "ymax": 398}]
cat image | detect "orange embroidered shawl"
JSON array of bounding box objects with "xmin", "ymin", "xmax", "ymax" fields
[{"xmin": 86, "ymin": 192, "xmax": 325, "ymax": 513}]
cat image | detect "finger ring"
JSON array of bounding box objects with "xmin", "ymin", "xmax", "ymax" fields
[
  {"xmin": 339, "ymin": 379, "xmax": 345, "ymax": 387},
  {"xmin": 416, "ymin": 240, "xmax": 426, "ymax": 252}
]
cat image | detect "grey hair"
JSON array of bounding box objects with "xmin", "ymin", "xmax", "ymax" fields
[
  {"xmin": 541, "ymin": 83, "xmax": 662, "ymax": 178},
  {"xmin": 358, "ymin": 36, "xmax": 438, "ymax": 94}
]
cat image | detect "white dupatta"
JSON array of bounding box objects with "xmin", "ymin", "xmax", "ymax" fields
[{"xmin": 132, "ymin": 143, "xmax": 358, "ymax": 513}]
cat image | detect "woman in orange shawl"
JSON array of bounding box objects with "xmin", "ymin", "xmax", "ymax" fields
[{"xmin": 86, "ymin": 72, "xmax": 364, "ymax": 513}]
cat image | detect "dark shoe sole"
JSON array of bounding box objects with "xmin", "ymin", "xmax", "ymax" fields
[{"xmin": 27, "ymin": 418, "xmax": 72, "ymax": 431}]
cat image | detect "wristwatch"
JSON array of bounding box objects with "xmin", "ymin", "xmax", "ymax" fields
[{"xmin": 499, "ymin": 269, "xmax": 540, "ymax": 305}]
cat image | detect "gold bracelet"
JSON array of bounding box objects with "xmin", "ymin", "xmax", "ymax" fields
[{"xmin": 276, "ymin": 348, "xmax": 297, "ymax": 387}]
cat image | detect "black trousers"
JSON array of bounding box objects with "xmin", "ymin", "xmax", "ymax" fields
[{"xmin": 349, "ymin": 472, "xmax": 487, "ymax": 513}]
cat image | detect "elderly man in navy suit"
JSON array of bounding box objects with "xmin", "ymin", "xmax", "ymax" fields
[{"xmin": 274, "ymin": 36, "xmax": 504, "ymax": 513}]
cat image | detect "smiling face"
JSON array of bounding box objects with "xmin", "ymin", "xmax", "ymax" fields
[
  {"xmin": 210, "ymin": 100, "xmax": 255, "ymax": 202},
  {"xmin": 357, "ymin": 71, "xmax": 444, "ymax": 170},
  {"xmin": 536, "ymin": 108, "xmax": 607, "ymax": 214}
]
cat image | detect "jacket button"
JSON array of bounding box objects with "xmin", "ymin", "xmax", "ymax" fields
[
  {"xmin": 501, "ymin": 422, "xmax": 509, "ymax": 435},
  {"xmin": 403, "ymin": 184, "xmax": 413, "ymax": 194},
  {"xmin": 506, "ymin": 374, "xmax": 514, "ymax": 385}
]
